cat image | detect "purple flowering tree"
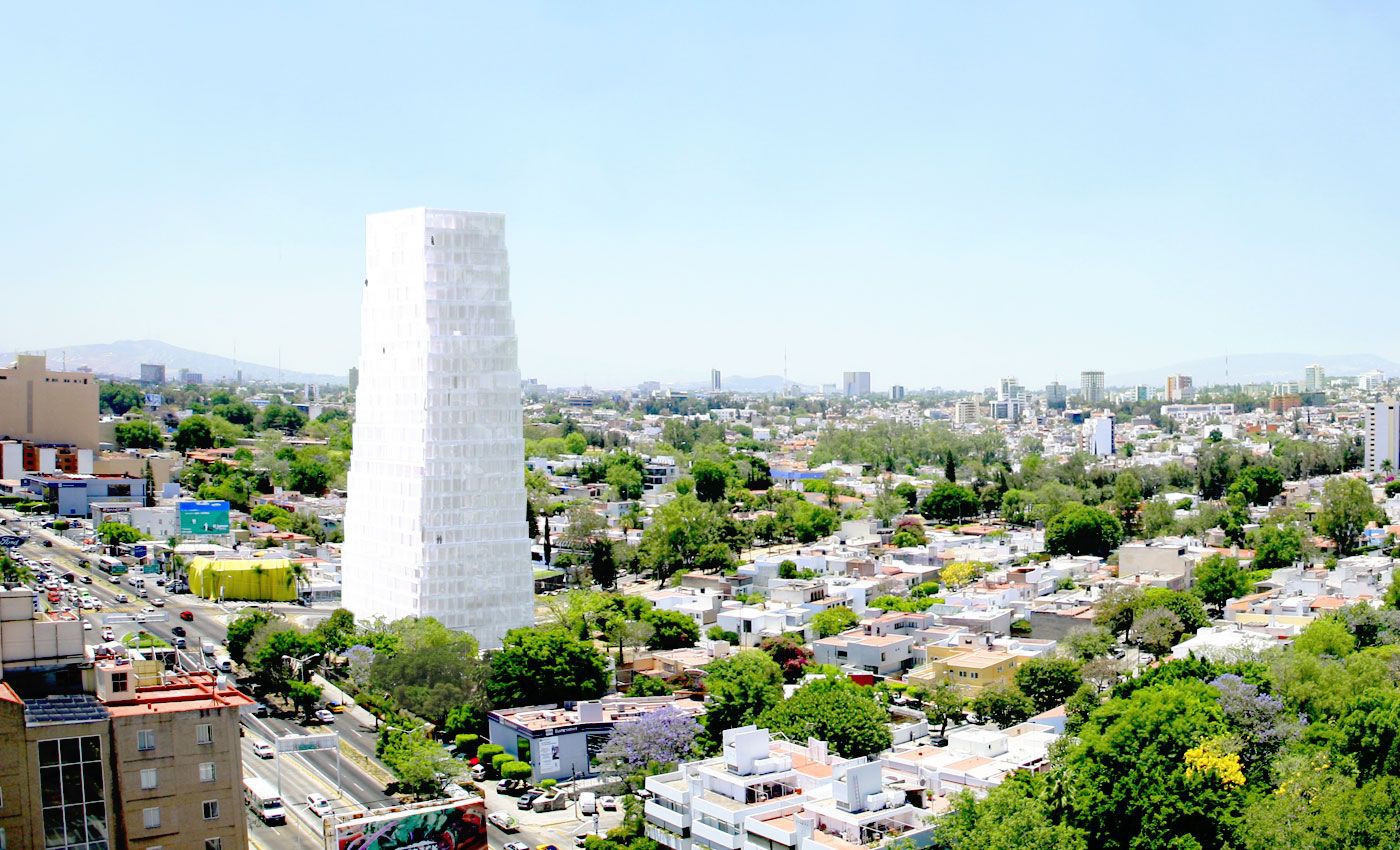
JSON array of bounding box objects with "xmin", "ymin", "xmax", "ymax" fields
[
  {"xmin": 1210, "ymin": 674, "xmax": 1300, "ymax": 773},
  {"xmin": 596, "ymin": 706, "xmax": 700, "ymax": 776}
]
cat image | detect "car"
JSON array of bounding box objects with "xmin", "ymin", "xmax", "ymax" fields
[
  {"xmin": 101, "ymin": 628, "xmax": 115, "ymax": 642},
  {"xmin": 80, "ymin": 575, "xmax": 92, "ymax": 584},
  {"xmin": 496, "ymin": 778, "xmax": 530, "ymax": 796},
  {"xmin": 141, "ymin": 606, "xmax": 155, "ymax": 614},
  {"xmin": 134, "ymin": 613, "xmax": 146, "ymax": 623},
  {"xmin": 179, "ymin": 610, "xmax": 194, "ymax": 621},
  {"xmin": 82, "ymin": 621, "xmax": 93, "ymax": 631},
  {"xmin": 326, "ymin": 701, "xmax": 345, "ymax": 713},
  {"xmin": 174, "ymin": 638, "xmax": 187, "ymax": 649},
  {"xmin": 150, "ymin": 598, "xmax": 165, "ymax": 607},
  {"xmin": 171, "ymin": 625, "xmax": 186, "ymax": 637},
  {"xmin": 471, "ymin": 763, "xmax": 487, "ymax": 781},
  {"xmin": 487, "ymin": 812, "xmax": 520, "ymax": 832},
  {"xmin": 154, "ymin": 577, "xmax": 166, "ymax": 586},
  {"xmin": 599, "ymin": 795, "xmax": 618, "ymax": 811},
  {"xmin": 313, "ymin": 709, "xmax": 335, "ymax": 724},
  {"xmin": 114, "ymin": 593, "xmax": 128, "ymax": 603},
  {"xmin": 307, "ymin": 794, "xmax": 333, "ymax": 817},
  {"xmin": 536, "ymin": 844, "xmax": 560, "ymax": 850},
  {"xmin": 504, "ymin": 843, "xmax": 532, "ymax": 850},
  {"xmin": 516, "ymin": 791, "xmax": 542, "ymax": 810},
  {"xmin": 253, "ymin": 741, "xmax": 275, "ymax": 759}
]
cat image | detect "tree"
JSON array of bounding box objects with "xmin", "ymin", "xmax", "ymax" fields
[
  {"xmin": 757, "ymin": 677, "xmax": 892, "ymax": 758},
  {"xmin": 1063, "ymin": 626, "xmax": 1115, "ymax": 661},
  {"xmin": 644, "ymin": 609, "xmax": 700, "ymax": 650},
  {"xmin": 287, "ymin": 458, "xmax": 331, "ymax": 495},
  {"xmin": 226, "ymin": 610, "xmax": 277, "ymax": 663},
  {"xmin": 939, "ymin": 561, "xmax": 983, "ymax": 589},
  {"xmin": 369, "ymin": 617, "xmax": 488, "ymax": 725},
  {"xmin": 1317, "ymin": 477, "xmax": 1383, "ymax": 556},
  {"xmin": 378, "ymin": 726, "xmax": 452, "ymax": 797},
  {"xmin": 936, "ymin": 772, "xmax": 1089, "ymax": 850},
  {"xmin": 96, "ymin": 521, "xmax": 141, "ymax": 554},
  {"xmin": 702, "ymin": 650, "xmax": 784, "ymax": 739},
  {"xmin": 691, "ymin": 459, "xmax": 729, "ymax": 503},
  {"xmin": 1192, "ymin": 554, "xmax": 1250, "ymax": 612},
  {"xmin": 890, "ymin": 517, "xmax": 927, "ymax": 549},
  {"xmin": 1045, "ymin": 505, "xmax": 1124, "ymax": 557},
  {"xmin": 970, "ymin": 684, "xmax": 1035, "ymax": 728},
  {"xmin": 286, "ymin": 679, "xmax": 324, "ymax": 716},
  {"xmin": 639, "ymin": 494, "xmax": 729, "ymax": 583},
  {"xmin": 628, "ymin": 674, "xmax": 673, "ymax": 697},
  {"xmin": 173, "ymin": 416, "xmax": 216, "ymax": 452},
  {"xmin": 894, "ymin": 482, "xmax": 919, "ymax": 511},
  {"xmin": 811, "ymin": 606, "xmax": 859, "ymax": 638},
  {"xmin": 259, "ymin": 403, "xmax": 308, "ymax": 435},
  {"xmin": 1293, "ymin": 616, "xmax": 1356, "ymax": 658},
  {"xmin": 759, "ymin": 634, "xmax": 813, "ymax": 683},
  {"xmin": 1340, "ymin": 688, "xmax": 1400, "ymax": 780},
  {"xmin": 1131, "ymin": 607, "xmax": 1184, "ymax": 658},
  {"xmin": 595, "ymin": 705, "xmax": 700, "ymax": 774},
  {"xmin": 590, "ymin": 539, "xmax": 618, "ymax": 589},
  {"xmin": 1250, "ymin": 523, "xmax": 1306, "ymax": 571},
  {"xmin": 1232, "ymin": 465, "xmax": 1285, "ymax": 506},
  {"xmin": 212, "ymin": 400, "xmax": 257, "ymax": 425},
  {"xmin": 100, "ymin": 383, "xmax": 144, "ymax": 415},
  {"xmin": 1139, "ymin": 498, "xmax": 1177, "ymax": 538},
  {"xmin": 922, "ymin": 681, "xmax": 966, "ymax": 739},
  {"xmin": 919, "ymin": 481, "xmax": 979, "ymax": 524},
  {"xmin": 1, "ymin": 553, "xmax": 35, "ymax": 586},
  {"xmin": 486, "ymin": 627, "xmax": 610, "ymax": 708},
  {"xmin": 777, "ymin": 559, "xmax": 799, "ymax": 579},
  {"xmin": 114, "ymin": 419, "xmax": 164, "ymax": 449},
  {"xmin": 1112, "ymin": 470, "xmax": 1143, "ymax": 536},
  {"xmin": 1014, "ymin": 657, "xmax": 1084, "ymax": 714}
]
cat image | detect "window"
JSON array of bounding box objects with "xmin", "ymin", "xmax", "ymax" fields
[
  {"xmin": 38, "ymin": 735, "xmax": 107, "ymax": 850},
  {"xmin": 202, "ymin": 800, "xmax": 219, "ymax": 820},
  {"xmin": 195, "ymin": 725, "xmax": 213, "ymax": 745},
  {"xmin": 111, "ymin": 672, "xmax": 128, "ymax": 692},
  {"xmin": 199, "ymin": 763, "xmax": 216, "ymax": 783},
  {"xmin": 140, "ymin": 769, "xmax": 158, "ymax": 790},
  {"xmin": 137, "ymin": 730, "xmax": 156, "ymax": 751},
  {"xmin": 143, "ymin": 807, "xmax": 161, "ymax": 829},
  {"xmin": 205, "ymin": 839, "xmax": 222, "ymax": 850}
]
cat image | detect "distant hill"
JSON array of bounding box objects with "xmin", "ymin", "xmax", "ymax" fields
[
  {"xmin": 1108, "ymin": 353, "xmax": 1400, "ymax": 388},
  {"xmin": 2, "ymin": 339, "xmax": 342, "ymax": 385}
]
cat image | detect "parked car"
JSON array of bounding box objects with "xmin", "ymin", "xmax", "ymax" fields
[
  {"xmin": 471, "ymin": 763, "xmax": 487, "ymax": 781},
  {"xmin": 179, "ymin": 610, "xmax": 194, "ymax": 621},
  {"xmin": 253, "ymin": 741, "xmax": 275, "ymax": 759},
  {"xmin": 599, "ymin": 795, "xmax": 618, "ymax": 812},
  {"xmin": 250, "ymin": 702, "xmax": 270, "ymax": 717},
  {"xmin": 496, "ymin": 778, "xmax": 530, "ymax": 796},
  {"xmin": 517, "ymin": 791, "xmax": 543, "ymax": 810}
]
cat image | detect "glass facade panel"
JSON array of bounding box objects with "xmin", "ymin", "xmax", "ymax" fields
[{"xmin": 37, "ymin": 735, "xmax": 107, "ymax": 850}]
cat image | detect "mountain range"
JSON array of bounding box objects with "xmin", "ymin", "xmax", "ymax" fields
[{"xmin": 2, "ymin": 339, "xmax": 342, "ymax": 385}]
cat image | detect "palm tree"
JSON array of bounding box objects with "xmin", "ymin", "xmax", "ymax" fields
[
  {"xmin": 1, "ymin": 554, "xmax": 35, "ymax": 586},
  {"xmin": 284, "ymin": 562, "xmax": 307, "ymax": 601}
]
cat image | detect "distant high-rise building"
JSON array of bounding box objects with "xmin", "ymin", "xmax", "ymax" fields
[
  {"xmin": 1305, "ymin": 364, "xmax": 1327, "ymax": 393},
  {"xmin": 1364, "ymin": 401, "xmax": 1400, "ymax": 474},
  {"xmin": 139, "ymin": 363, "xmax": 166, "ymax": 385},
  {"xmin": 348, "ymin": 366, "xmax": 359, "ymax": 392},
  {"xmin": 1165, "ymin": 374, "xmax": 1193, "ymax": 402},
  {"xmin": 890, "ymin": 385, "xmax": 906, "ymax": 401},
  {"xmin": 1045, "ymin": 382, "xmax": 1068, "ymax": 409},
  {"xmin": 1079, "ymin": 371, "xmax": 1105, "ymax": 404},
  {"xmin": 842, "ymin": 372, "xmax": 871, "ymax": 396},
  {"xmin": 177, "ymin": 368, "xmax": 203, "ymax": 385},
  {"xmin": 0, "ymin": 355, "xmax": 99, "ymax": 450},
  {"xmin": 1360, "ymin": 370, "xmax": 1385, "ymax": 392},
  {"xmin": 711, "ymin": 369, "xmax": 722, "ymax": 392},
  {"xmin": 1128, "ymin": 385, "xmax": 1151, "ymax": 403},
  {"xmin": 342, "ymin": 207, "xmax": 533, "ymax": 648},
  {"xmin": 952, "ymin": 399, "xmax": 979, "ymax": 425},
  {"xmin": 1272, "ymin": 381, "xmax": 1300, "ymax": 396},
  {"xmin": 997, "ymin": 377, "xmax": 1025, "ymax": 403}
]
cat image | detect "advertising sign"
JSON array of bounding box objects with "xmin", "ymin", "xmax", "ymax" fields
[
  {"xmin": 276, "ymin": 733, "xmax": 338, "ymax": 754},
  {"xmin": 538, "ymin": 737, "xmax": 560, "ymax": 774},
  {"xmin": 179, "ymin": 500, "xmax": 231, "ymax": 535},
  {"xmin": 328, "ymin": 798, "xmax": 485, "ymax": 850}
]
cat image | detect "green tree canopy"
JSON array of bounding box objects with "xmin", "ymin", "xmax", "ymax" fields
[
  {"xmin": 1192, "ymin": 554, "xmax": 1250, "ymax": 611},
  {"xmin": 1014, "ymin": 657, "xmax": 1084, "ymax": 714},
  {"xmin": 919, "ymin": 481, "xmax": 980, "ymax": 523},
  {"xmin": 1317, "ymin": 477, "xmax": 1384, "ymax": 556},
  {"xmin": 486, "ymin": 627, "xmax": 610, "ymax": 708},
  {"xmin": 114, "ymin": 419, "xmax": 164, "ymax": 449},
  {"xmin": 702, "ymin": 650, "xmax": 784, "ymax": 739},
  {"xmin": 756, "ymin": 677, "xmax": 892, "ymax": 758},
  {"xmin": 811, "ymin": 606, "xmax": 860, "ymax": 638},
  {"xmin": 970, "ymin": 684, "xmax": 1035, "ymax": 728},
  {"xmin": 1046, "ymin": 505, "xmax": 1124, "ymax": 557}
]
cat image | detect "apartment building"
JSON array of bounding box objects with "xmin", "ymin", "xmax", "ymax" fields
[
  {"xmin": 1165, "ymin": 374, "xmax": 1193, "ymax": 402},
  {"xmin": 0, "ymin": 355, "xmax": 100, "ymax": 451},
  {"xmin": 644, "ymin": 727, "xmax": 923, "ymax": 850},
  {"xmin": 1364, "ymin": 401, "xmax": 1400, "ymax": 474},
  {"xmin": 905, "ymin": 645, "xmax": 1028, "ymax": 698},
  {"xmin": 0, "ymin": 588, "xmax": 251, "ymax": 850},
  {"xmin": 1079, "ymin": 371, "xmax": 1105, "ymax": 404}
]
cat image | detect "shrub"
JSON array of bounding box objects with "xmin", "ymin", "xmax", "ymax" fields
[
  {"xmin": 454, "ymin": 733, "xmax": 479, "ymax": 755},
  {"xmin": 500, "ymin": 759, "xmax": 533, "ymax": 781},
  {"xmin": 476, "ymin": 743, "xmax": 505, "ymax": 771}
]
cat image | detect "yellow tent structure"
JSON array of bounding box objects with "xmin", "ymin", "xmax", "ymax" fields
[{"xmin": 186, "ymin": 557, "xmax": 297, "ymax": 602}]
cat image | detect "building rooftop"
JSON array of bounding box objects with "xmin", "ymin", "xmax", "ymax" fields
[
  {"xmin": 491, "ymin": 695, "xmax": 704, "ymax": 733},
  {"xmin": 23, "ymin": 693, "xmax": 110, "ymax": 727},
  {"xmin": 101, "ymin": 666, "xmax": 254, "ymax": 717}
]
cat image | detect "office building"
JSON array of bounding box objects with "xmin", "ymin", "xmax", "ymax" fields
[
  {"xmin": 890, "ymin": 385, "xmax": 905, "ymax": 401},
  {"xmin": 1360, "ymin": 370, "xmax": 1386, "ymax": 392},
  {"xmin": 0, "ymin": 588, "xmax": 252, "ymax": 850},
  {"xmin": 1364, "ymin": 402, "xmax": 1400, "ymax": 474},
  {"xmin": 1165, "ymin": 374, "xmax": 1193, "ymax": 402},
  {"xmin": 990, "ymin": 399, "xmax": 1023, "ymax": 421},
  {"xmin": 710, "ymin": 369, "xmax": 722, "ymax": 392},
  {"xmin": 1304, "ymin": 364, "xmax": 1326, "ymax": 393},
  {"xmin": 1044, "ymin": 382, "xmax": 1068, "ymax": 409},
  {"xmin": 1082, "ymin": 411, "xmax": 1115, "ymax": 457},
  {"xmin": 138, "ymin": 364, "xmax": 166, "ymax": 385},
  {"xmin": 342, "ymin": 207, "xmax": 533, "ymax": 648},
  {"xmin": 842, "ymin": 372, "xmax": 871, "ymax": 397},
  {"xmin": 952, "ymin": 400, "xmax": 978, "ymax": 425},
  {"xmin": 347, "ymin": 366, "xmax": 359, "ymax": 393},
  {"xmin": 0, "ymin": 355, "xmax": 100, "ymax": 451},
  {"xmin": 997, "ymin": 377, "xmax": 1025, "ymax": 403},
  {"xmin": 1079, "ymin": 371, "xmax": 1105, "ymax": 404},
  {"xmin": 176, "ymin": 369, "xmax": 204, "ymax": 385}
]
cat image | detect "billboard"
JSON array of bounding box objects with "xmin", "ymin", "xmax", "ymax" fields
[
  {"xmin": 277, "ymin": 733, "xmax": 337, "ymax": 754},
  {"xmin": 328, "ymin": 798, "xmax": 485, "ymax": 850},
  {"xmin": 179, "ymin": 500, "xmax": 230, "ymax": 535}
]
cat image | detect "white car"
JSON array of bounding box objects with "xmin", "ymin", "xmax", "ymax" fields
[
  {"xmin": 314, "ymin": 709, "xmax": 336, "ymax": 724},
  {"xmin": 150, "ymin": 598, "xmax": 165, "ymax": 607},
  {"xmin": 306, "ymin": 793, "xmax": 333, "ymax": 817},
  {"xmin": 82, "ymin": 621, "xmax": 93, "ymax": 631},
  {"xmin": 101, "ymin": 628, "xmax": 115, "ymax": 642},
  {"xmin": 600, "ymin": 795, "xmax": 618, "ymax": 811},
  {"xmin": 486, "ymin": 812, "xmax": 519, "ymax": 832},
  {"xmin": 253, "ymin": 741, "xmax": 275, "ymax": 759},
  {"xmin": 134, "ymin": 613, "xmax": 146, "ymax": 623}
]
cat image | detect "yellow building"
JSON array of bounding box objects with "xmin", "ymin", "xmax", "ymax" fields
[
  {"xmin": 0, "ymin": 354, "xmax": 100, "ymax": 450},
  {"xmin": 187, "ymin": 557, "xmax": 298, "ymax": 602},
  {"xmin": 905, "ymin": 646, "xmax": 1027, "ymax": 697}
]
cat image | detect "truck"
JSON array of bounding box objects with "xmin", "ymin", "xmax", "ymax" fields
[
  {"xmin": 201, "ymin": 639, "xmax": 216, "ymax": 657},
  {"xmin": 212, "ymin": 651, "xmax": 233, "ymax": 673},
  {"xmin": 243, "ymin": 776, "xmax": 286, "ymax": 824}
]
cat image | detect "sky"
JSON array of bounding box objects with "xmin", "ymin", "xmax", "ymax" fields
[{"xmin": 5, "ymin": 3, "xmax": 1400, "ymax": 390}]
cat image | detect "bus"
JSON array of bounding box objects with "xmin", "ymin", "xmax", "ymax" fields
[
  {"xmin": 243, "ymin": 776, "xmax": 286, "ymax": 825},
  {"xmin": 97, "ymin": 555, "xmax": 128, "ymax": 576}
]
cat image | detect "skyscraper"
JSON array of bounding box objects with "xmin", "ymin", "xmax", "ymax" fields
[
  {"xmin": 1079, "ymin": 371, "xmax": 1105, "ymax": 404},
  {"xmin": 890, "ymin": 385, "xmax": 906, "ymax": 401},
  {"xmin": 1305, "ymin": 364, "xmax": 1327, "ymax": 393},
  {"xmin": 1045, "ymin": 382, "xmax": 1068, "ymax": 409},
  {"xmin": 842, "ymin": 372, "xmax": 871, "ymax": 396},
  {"xmin": 342, "ymin": 208, "xmax": 533, "ymax": 648},
  {"xmin": 1364, "ymin": 401, "xmax": 1400, "ymax": 474},
  {"xmin": 711, "ymin": 369, "xmax": 722, "ymax": 392},
  {"xmin": 1165, "ymin": 374, "xmax": 1193, "ymax": 402}
]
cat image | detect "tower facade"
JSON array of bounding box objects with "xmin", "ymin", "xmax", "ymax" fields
[{"xmin": 342, "ymin": 208, "xmax": 533, "ymax": 647}]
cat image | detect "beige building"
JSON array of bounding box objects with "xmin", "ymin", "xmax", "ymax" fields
[
  {"xmin": 0, "ymin": 588, "xmax": 251, "ymax": 850},
  {"xmin": 0, "ymin": 355, "xmax": 100, "ymax": 450},
  {"xmin": 905, "ymin": 645, "xmax": 1028, "ymax": 697}
]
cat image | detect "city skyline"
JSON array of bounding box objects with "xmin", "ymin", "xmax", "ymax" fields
[{"xmin": 5, "ymin": 5, "xmax": 1400, "ymax": 387}]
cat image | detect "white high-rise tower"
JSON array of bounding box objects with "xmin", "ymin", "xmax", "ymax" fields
[{"xmin": 342, "ymin": 207, "xmax": 533, "ymax": 647}]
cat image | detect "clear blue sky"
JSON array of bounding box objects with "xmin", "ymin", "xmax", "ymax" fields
[{"xmin": 5, "ymin": 3, "xmax": 1399, "ymax": 390}]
